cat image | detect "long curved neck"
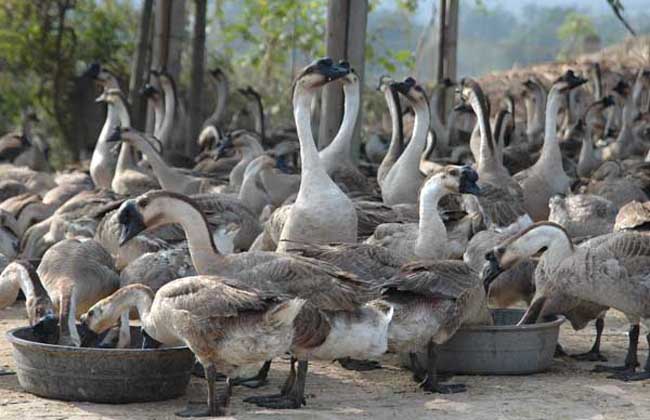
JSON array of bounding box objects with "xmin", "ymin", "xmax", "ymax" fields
[
  {"xmin": 414, "ymin": 181, "xmax": 447, "ymax": 259},
  {"xmin": 158, "ymin": 199, "xmax": 222, "ymax": 274},
  {"xmin": 470, "ymin": 92, "xmax": 499, "ymax": 175},
  {"xmin": 515, "ymin": 224, "xmax": 574, "ymax": 266},
  {"xmin": 148, "ymin": 97, "xmax": 164, "ymax": 138},
  {"xmin": 294, "ymin": 86, "xmax": 328, "ymax": 181},
  {"xmin": 578, "ymin": 122, "xmax": 596, "ymax": 176},
  {"xmin": 321, "ymin": 80, "xmax": 359, "ymax": 162},
  {"xmin": 396, "ymin": 99, "xmax": 430, "ymax": 171},
  {"xmin": 114, "ymin": 286, "xmax": 154, "ymax": 327},
  {"xmin": 124, "ymin": 134, "xmax": 183, "ymax": 190},
  {"xmin": 249, "ymin": 95, "xmax": 265, "ymax": 142},
  {"xmin": 113, "ymin": 101, "xmax": 136, "ymax": 173},
  {"xmin": 430, "ymin": 85, "xmax": 447, "ymax": 142},
  {"xmin": 538, "ymin": 86, "xmax": 564, "ymax": 169},
  {"xmin": 378, "ymin": 87, "xmax": 403, "ymax": 183},
  {"xmin": 214, "ymin": 76, "xmax": 229, "ymax": 125},
  {"xmin": 531, "ymin": 86, "xmax": 546, "ymax": 132},
  {"xmin": 159, "ymin": 80, "xmax": 176, "ymax": 147},
  {"xmin": 98, "ymin": 103, "xmax": 121, "ymax": 148}
]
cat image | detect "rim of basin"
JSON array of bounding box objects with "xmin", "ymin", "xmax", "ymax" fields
[{"xmin": 459, "ymin": 314, "xmax": 566, "ymax": 332}]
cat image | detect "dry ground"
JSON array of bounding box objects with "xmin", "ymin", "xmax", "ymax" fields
[{"xmin": 1, "ymin": 301, "xmax": 650, "ymax": 420}]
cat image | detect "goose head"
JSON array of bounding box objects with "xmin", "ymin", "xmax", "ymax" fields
[
  {"xmin": 612, "ymin": 80, "xmax": 631, "ymax": 98},
  {"xmin": 422, "ymin": 165, "xmax": 481, "ymax": 197},
  {"xmin": 393, "ymin": 77, "xmax": 428, "ymax": 107},
  {"xmin": 0, "ymin": 261, "xmax": 56, "ymax": 341},
  {"xmin": 116, "ymin": 190, "xmax": 197, "ymax": 245},
  {"xmin": 83, "ymin": 62, "xmax": 118, "ymax": 89},
  {"xmin": 481, "ymin": 222, "xmax": 570, "ymax": 292},
  {"xmin": 140, "ymin": 83, "xmax": 161, "ymax": 101},
  {"xmin": 553, "ymin": 70, "xmax": 587, "ymax": 94},
  {"xmin": 293, "ymin": 57, "xmax": 350, "ymax": 92}
]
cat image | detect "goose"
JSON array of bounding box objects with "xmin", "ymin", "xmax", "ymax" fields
[
  {"xmin": 372, "ymin": 257, "xmax": 491, "ymax": 393},
  {"xmin": 548, "ymin": 194, "xmax": 618, "ymax": 241},
  {"xmin": 0, "ymin": 210, "xmax": 19, "ymax": 259},
  {"xmin": 36, "ymin": 238, "xmax": 127, "ymax": 347},
  {"xmin": 583, "ymin": 161, "xmax": 648, "ymax": 208},
  {"xmin": 483, "ymin": 222, "xmax": 650, "ymax": 372},
  {"xmin": 514, "ymin": 71, "xmax": 587, "ymax": 221},
  {"xmin": 602, "ymin": 80, "xmax": 646, "ymax": 161},
  {"xmin": 522, "ymin": 76, "xmax": 547, "ymax": 147},
  {"xmin": 238, "ymin": 86, "xmax": 266, "ymax": 143},
  {"xmin": 614, "ymin": 200, "xmax": 650, "ymax": 232},
  {"xmin": 141, "ymin": 83, "xmax": 164, "ymax": 139},
  {"xmin": 222, "ymin": 130, "xmax": 264, "ymax": 191},
  {"xmin": 318, "ymin": 67, "xmax": 372, "ymax": 194},
  {"xmin": 374, "ymin": 76, "xmax": 413, "ymax": 202},
  {"xmin": 276, "ymin": 58, "xmax": 357, "ymax": 251},
  {"xmin": 0, "ymin": 164, "xmax": 55, "ymax": 195},
  {"xmin": 106, "ymin": 127, "xmax": 222, "ymax": 195},
  {"xmin": 429, "ymin": 78, "xmax": 455, "ymax": 157},
  {"xmin": 0, "ymin": 180, "xmax": 27, "ymax": 202},
  {"xmin": 0, "ymin": 110, "xmax": 49, "ymax": 171},
  {"xmin": 99, "ymin": 90, "xmax": 159, "ymax": 195},
  {"xmin": 0, "ymin": 193, "xmax": 54, "ymax": 239},
  {"xmin": 151, "ymin": 69, "xmax": 176, "ymax": 152},
  {"xmin": 577, "ymin": 96, "xmax": 616, "ymax": 178},
  {"xmin": 381, "ymin": 77, "xmax": 429, "ymax": 205},
  {"xmin": 200, "ymin": 68, "xmax": 229, "ymax": 135},
  {"xmin": 457, "ymin": 78, "xmax": 531, "ymax": 230},
  {"xmin": 366, "ymin": 165, "xmax": 481, "ymax": 261},
  {"xmin": 80, "ymin": 279, "xmax": 304, "ymax": 417}
]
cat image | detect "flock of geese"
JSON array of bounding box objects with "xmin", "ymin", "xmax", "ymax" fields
[{"xmin": 0, "ymin": 55, "xmax": 650, "ymax": 417}]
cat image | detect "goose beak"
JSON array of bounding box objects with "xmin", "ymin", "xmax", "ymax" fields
[
  {"xmin": 459, "ymin": 166, "xmax": 481, "ymax": 196},
  {"xmin": 95, "ymin": 92, "xmax": 108, "ymax": 103},
  {"xmin": 31, "ymin": 314, "xmax": 59, "ymax": 343},
  {"xmin": 118, "ymin": 201, "xmax": 147, "ymax": 246},
  {"xmin": 392, "ymin": 77, "xmax": 417, "ymax": 96},
  {"xmin": 454, "ymin": 102, "xmax": 472, "ymax": 112},
  {"xmin": 481, "ymin": 252, "xmax": 503, "ymax": 293},
  {"xmin": 78, "ymin": 320, "xmax": 99, "ymax": 347},
  {"xmin": 318, "ymin": 60, "xmax": 350, "ymax": 82},
  {"xmin": 140, "ymin": 84, "xmax": 159, "ymax": 98}
]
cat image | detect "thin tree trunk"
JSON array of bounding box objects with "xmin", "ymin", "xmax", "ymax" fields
[
  {"xmin": 188, "ymin": 0, "xmax": 206, "ymax": 156},
  {"xmin": 129, "ymin": 0, "xmax": 154, "ymax": 131}
]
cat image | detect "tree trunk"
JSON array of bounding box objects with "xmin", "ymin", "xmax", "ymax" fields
[
  {"xmin": 129, "ymin": 0, "xmax": 154, "ymax": 131},
  {"xmin": 318, "ymin": 0, "xmax": 368, "ymax": 161},
  {"xmin": 188, "ymin": 0, "xmax": 206, "ymax": 156}
]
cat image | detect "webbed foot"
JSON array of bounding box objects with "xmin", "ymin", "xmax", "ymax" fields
[
  {"xmin": 175, "ymin": 401, "xmax": 225, "ymax": 417},
  {"xmin": 337, "ymin": 357, "xmax": 382, "ymax": 371},
  {"xmin": 233, "ymin": 376, "xmax": 268, "ymax": 389},
  {"xmin": 608, "ymin": 370, "xmax": 650, "ymax": 382},
  {"xmin": 593, "ymin": 364, "xmax": 638, "ymax": 374},
  {"xmin": 419, "ymin": 375, "xmax": 466, "ymax": 394},
  {"xmin": 571, "ymin": 350, "xmax": 607, "ymax": 362},
  {"xmin": 244, "ymin": 394, "xmax": 304, "ymax": 409}
]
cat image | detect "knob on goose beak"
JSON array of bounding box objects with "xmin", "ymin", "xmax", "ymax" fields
[
  {"xmin": 314, "ymin": 57, "xmax": 350, "ymax": 82},
  {"xmin": 392, "ymin": 77, "xmax": 417, "ymax": 96},
  {"xmin": 117, "ymin": 200, "xmax": 147, "ymax": 246},
  {"xmin": 481, "ymin": 250, "xmax": 503, "ymax": 293},
  {"xmin": 459, "ymin": 166, "xmax": 481, "ymax": 196}
]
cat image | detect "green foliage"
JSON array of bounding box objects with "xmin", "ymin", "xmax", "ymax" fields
[
  {"xmin": 557, "ymin": 12, "xmax": 597, "ymax": 59},
  {"xmin": 0, "ymin": 0, "xmax": 135, "ymax": 165}
]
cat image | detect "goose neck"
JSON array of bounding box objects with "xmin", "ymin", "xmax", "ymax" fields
[
  {"xmin": 0, "ymin": 265, "xmax": 33, "ymax": 308},
  {"xmin": 415, "ymin": 181, "xmax": 447, "ymax": 258},
  {"xmin": 160, "ymin": 81, "xmax": 176, "ymax": 146},
  {"xmin": 294, "ymin": 86, "xmax": 326, "ymax": 178},
  {"xmin": 516, "ymin": 224, "xmax": 574, "ymax": 265},
  {"xmin": 399, "ymin": 100, "xmax": 430, "ymax": 167},
  {"xmin": 323, "ymin": 81, "xmax": 359, "ymax": 161},
  {"xmin": 149, "ymin": 97, "xmax": 164, "ymax": 138},
  {"xmin": 539, "ymin": 87, "xmax": 564, "ymax": 167},
  {"xmin": 125, "ymin": 134, "xmax": 177, "ymax": 188},
  {"xmin": 470, "ymin": 93, "xmax": 498, "ymax": 173},
  {"xmin": 120, "ymin": 286, "xmax": 154, "ymax": 327}
]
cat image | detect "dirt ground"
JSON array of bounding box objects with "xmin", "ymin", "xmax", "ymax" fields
[{"xmin": 1, "ymin": 302, "xmax": 649, "ymax": 420}]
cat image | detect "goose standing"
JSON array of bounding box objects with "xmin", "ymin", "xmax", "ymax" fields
[
  {"xmin": 381, "ymin": 77, "xmax": 429, "ymax": 205},
  {"xmin": 276, "ymin": 58, "xmax": 358, "ymax": 251},
  {"xmin": 80, "ymin": 279, "xmax": 304, "ymax": 417},
  {"xmin": 376, "ymin": 77, "xmax": 404, "ymax": 188},
  {"xmin": 89, "ymin": 82, "xmax": 122, "ymax": 190},
  {"xmin": 514, "ymin": 71, "xmax": 587, "ymax": 221}
]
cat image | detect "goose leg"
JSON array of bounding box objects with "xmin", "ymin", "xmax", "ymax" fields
[
  {"xmin": 176, "ymin": 365, "xmax": 227, "ymax": 417},
  {"xmin": 571, "ymin": 318, "xmax": 607, "ymax": 362},
  {"xmin": 410, "ymin": 352, "xmax": 426, "ymax": 383},
  {"xmin": 594, "ymin": 323, "xmax": 639, "ymax": 374},
  {"xmin": 420, "ymin": 341, "xmax": 466, "ymax": 394},
  {"xmin": 337, "ymin": 357, "xmax": 382, "ymax": 371},
  {"xmin": 233, "ymin": 360, "xmax": 271, "ymax": 388},
  {"xmin": 245, "ymin": 359, "xmax": 306, "ymax": 409},
  {"xmin": 244, "ymin": 358, "xmax": 296, "ymax": 404},
  {"xmin": 609, "ymin": 333, "xmax": 650, "ymax": 382}
]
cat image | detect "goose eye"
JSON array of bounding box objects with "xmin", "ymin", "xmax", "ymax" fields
[
  {"xmin": 448, "ymin": 168, "xmax": 459, "ymax": 177},
  {"xmin": 87, "ymin": 310, "xmax": 94, "ymax": 317}
]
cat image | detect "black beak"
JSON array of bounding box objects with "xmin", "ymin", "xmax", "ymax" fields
[
  {"xmin": 459, "ymin": 166, "xmax": 481, "ymax": 196},
  {"xmin": 107, "ymin": 126, "xmax": 123, "ymax": 143},
  {"xmin": 141, "ymin": 328, "xmax": 162, "ymax": 349},
  {"xmin": 32, "ymin": 314, "xmax": 59, "ymax": 343},
  {"xmin": 481, "ymin": 251, "xmax": 503, "ymax": 293},
  {"xmin": 613, "ymin": 81, "xmax": 628, "ymax": 96},
  {"xmin": 140, "ymin": 84, "xmax": 159, "ymax": 98},
  {"xmin": 317, "ymin": 59, "xmax": 350, "ymax": 82},
  {"xmin": 78, "ymin": 321, "xmax": 100, "ymax": 347},
  {"xmin": 454, "ymin": 101, "xmax": 472, "ymax": 112},
  {"xmin": 117, "ymin": 200, "xmax": 147, "ymax": 246},
  {"xmin": 392, "ymin": 77, "xmax": 417, "ymax": 96}
]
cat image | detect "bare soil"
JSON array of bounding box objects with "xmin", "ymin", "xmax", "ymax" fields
[{"xmin": 1, "ymin": 301, "xmax": 649, "ymax": 420}]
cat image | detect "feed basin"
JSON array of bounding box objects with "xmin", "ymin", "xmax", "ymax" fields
[
  {"xmin": 404, "ymin": 308, "xmax": 565, "ymax": 375},
  {"xmin": 6, "ymin": 326, "xmax": 194, "ymax": 403}
]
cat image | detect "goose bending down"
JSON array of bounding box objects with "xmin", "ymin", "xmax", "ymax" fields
[
  {"xmin": 381, "ymin": 77, "xmax": 429, "ymax": 205},
  {"xmin": 37, "ymin": 238, "xmax": 126, "ymax": 347},
  {"xmin": 457, "ymin": 78, "xmax": 531, "ymax": 230},
  {"xmin": 101, "ymin": 89, "xmax": 159, "ymax": 195},
  {"xmin": 318, "ymin": 68, "xmax": 372, "ymax": 194},
  {"xmin": 0, "ymin": 261, "xmax": 54, "ymax": 333},
  {"xmin": 376, "ymin": 77, "xmax": 404, "ymax": 188},
  {"xmin": 80, "ymin": 279, "xmax": 304, "ymax": 417},
  {"xmin": 366, "ymin": 165, "xmax": 481, "ymax": 261},
  {"xmin": 276, "ymin": 58, "xmax": 358, "ymax": 251},
  {"xmin": 483, "ymin": 223, "xmax": 650, "ymax": 371},
  {"xmin": 107, "ymin": 127, "xmax": 222, "ymax": 195},
  {"xmin": 548, "ymin": 194, "xmax": 617, "ymax": 241},
  {"xmin": 515, "ymin": 71, "xmax": 587, "ymax": 221}
]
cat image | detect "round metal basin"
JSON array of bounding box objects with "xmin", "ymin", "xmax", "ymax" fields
[
  {"xmin": 403, "ymin": 308, "xmax": 565, "ymax": 375},
  {"xmin": 6, "ymin": 326, "xmax": 194, "ymax": 403}
]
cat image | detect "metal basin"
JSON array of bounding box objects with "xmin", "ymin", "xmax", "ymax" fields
[
  {"xmin": 403, "ymin": 308, "xmax": 565, "ymax": 375},
  {"xmin": 6, "ymin": 326, "xmax": 194, "ymax": 403}
]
